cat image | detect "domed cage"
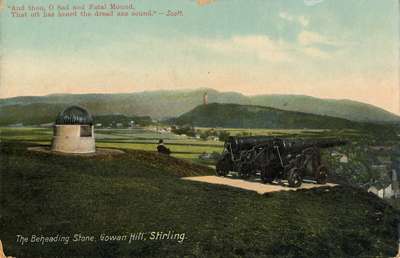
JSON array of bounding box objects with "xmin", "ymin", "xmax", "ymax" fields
[{"xmin": 55, "ymin": 106, "xmax": 94, "ymax": 125}]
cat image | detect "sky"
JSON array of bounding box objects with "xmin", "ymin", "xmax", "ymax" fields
[{"xmin": 0, "ymin": 0, "xmax": 399, "ymax": 113}]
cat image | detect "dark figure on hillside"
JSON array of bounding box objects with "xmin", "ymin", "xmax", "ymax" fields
[{"xmin": 157, "ymin": 139, "xmax": 171, "ymax": 155}]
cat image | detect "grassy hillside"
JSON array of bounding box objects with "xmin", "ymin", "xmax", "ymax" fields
[
  {"xmin": 1, "ymin": 141, "xmax": 399, "ymax": 257},
  {"xmin": 1, "ymin": 88, "xmax": 399, "ymax": 123},
  {"xmin": 174, "ymin": 103, "xmax": 377, "ymax": 130}
]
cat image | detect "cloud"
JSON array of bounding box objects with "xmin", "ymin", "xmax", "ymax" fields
[
  {"xmin": 200, "ymin": 35, "xmax": 293, "ymax": 62},
  {"xmin": 303, "ymin": 0, "xmax": 325, "ymax": 7},
  {"xmin": 197, "ymin": 33, "xmax": 337, "ymax": 61},
  {"xmin": 298, "ymin": 16, "xmax": 309, "ymax": 27},
  {"xmin": 298, "ymin": 30, "xmax": 341, "ymax": 47},
  {"xmin": 279, "ymin": 12, "xmax": 294, "ymax": 22},
  {"xmin": 279, "ymin": 12, "xmax": 309, "ymax": 27},
  {"xmin": 278, "ymin": 13, "xmax": 336, "ymax": 59},
  {"xmin": 298, "ymin": 31, "xmax": 326, "ymax": 45},
  {"xmin": 297, "ymin": 31, "xmax": 343, "ymax": 59},
  {"xmin": 297, "ymin": 30, "xmax": 360, "ymax": 59},
  {"xmin": 302, "ymin": 47, "xmax": 330, "ymax": 59}
]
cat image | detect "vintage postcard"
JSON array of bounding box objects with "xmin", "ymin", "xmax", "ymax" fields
[{"xmin": 1, "ymin": 0, "xmax": 400, "ymax": 257}]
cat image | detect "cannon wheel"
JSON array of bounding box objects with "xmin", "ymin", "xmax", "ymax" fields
[
  {"xmin": 316, "ymin": 165, "xmax": 327, "ymax": 184},
  {"xmin": 215, "ymin": 157, "xmax": 230, "ymax": 177},
  {"xmin": 239, "ymin": 166, "xmax": 251, "ymax": 179},
  {"xmin": 288, "ymin": 167, "xmax": 303, "ymax": 187},
  {"xmin": 301, "ymin": 147, "xmax": 320, "ymax": 174},
  {"xmin": 260, "ymin": 165, "xmax": 274, "ymax": 184},
  {"xmin": 216, "ymin": 165, "xmax": 229, "ymax": 177}
]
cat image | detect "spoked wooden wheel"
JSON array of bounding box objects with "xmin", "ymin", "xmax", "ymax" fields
[
  {"xmin": 239, "ymin": 169, "xmax": 251, "ymax": 179},
  {"xmin": 216, "ymin": 166, "xmax": 229, "ymax": 177},
  {"xmin": 260, "ymin": 166, "xmax": 274, "ymax": 184},
  {"xmin": 239, "ymin": 163, "xmax": 252, "ymax": 179},
  {"xmin": 288, "ymin": 167, "xmax": 303, "ymax": 187},
  {"xmin": 316, "ymin": 165, "xmax": 327, "ymax": 184},
  {"xmin": 216, "ymin": 158, "xmax": 230, "ymax": 177}
]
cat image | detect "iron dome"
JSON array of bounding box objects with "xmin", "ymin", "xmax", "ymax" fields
[{"xmin": 55, "ymin": 106, "xmax": 93, "ymax": 125}]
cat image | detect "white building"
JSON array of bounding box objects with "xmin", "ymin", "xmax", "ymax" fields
[
  {"xmin": 368, "ymin": 170, "xmax": 400, "ymax": 199},
  {"xmin": 51, "ymin": 106, "xmax": 95, "ymax": 154}
]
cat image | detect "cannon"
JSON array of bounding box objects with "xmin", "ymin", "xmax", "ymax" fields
[{"xmin": 216, "ymin": 136, "xmax": 347, "ymax": 187}]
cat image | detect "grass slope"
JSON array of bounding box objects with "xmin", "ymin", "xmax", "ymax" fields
[
  {"xmin": 0, "ymin": 142, "xmax": 398, "ymax": 257},
  {"xmin": 174, "ymin": 103, "xmax": 380, "ymax": 130},
  {"xmin": 1, "ymin": 88, "xmax": 399, "ymax": 123}
]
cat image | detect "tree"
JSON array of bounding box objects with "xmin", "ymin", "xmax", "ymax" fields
[{"xmin": 218, "ymin": 130, "xmax": 230, "ymax": 142}]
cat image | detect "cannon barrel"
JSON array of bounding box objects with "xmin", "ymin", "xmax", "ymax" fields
[
  {"xmin": 312, "ymin": 139, "xmax": 348, "ymax": 148},
  {"xmin": 226, "ymin": 136, "xmax": 276, "ymax": 152},
  {"xmin": 285, "ymin": 139, "xmax": 348, "ymax": 153},
  {"xmin": 226, "ymin": 136, "xmax": 348, "ymax": 153}
]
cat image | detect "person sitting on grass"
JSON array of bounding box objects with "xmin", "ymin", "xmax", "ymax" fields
[{"xmin": 157, "ymin": 139, "xmax": 171, "ymax": 155}]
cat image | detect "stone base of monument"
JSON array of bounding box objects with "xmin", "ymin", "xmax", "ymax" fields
[{"xmin": 28, "ymin": 146, "xmax": 125, "ymax": 157}]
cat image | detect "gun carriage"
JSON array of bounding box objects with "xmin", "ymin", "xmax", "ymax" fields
[{"xmin": 216, "ymin": 136, "xmax": 347, "ymax": 187}]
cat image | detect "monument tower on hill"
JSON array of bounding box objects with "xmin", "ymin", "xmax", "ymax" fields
[{"xmin": 203, "ymin": 92, "xmax": 208, "ymax": 105}]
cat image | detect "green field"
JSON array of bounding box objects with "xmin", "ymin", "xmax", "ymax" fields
[
  {"xmin": 1, "ymin": 141, "xmax": 399, "ymax": 257},
  {"xmin": 0, "ymin": 127, "xmax": 224, "ymax": 163},
  {"xmin": 1, "ymin": 126, "xmax": 397, "ymax": 168},
  {"xmin": 1, "ymin": 126, "xmax": 394, "ymax": 165},
  {"xmin": 1, "ymin": 127, "xmax": 351, "ymax": 164}
]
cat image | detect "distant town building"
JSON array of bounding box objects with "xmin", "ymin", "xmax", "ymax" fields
[
  {"xmin": 368, "ymin": 186, "xmax": 379, "ymax": 196},
  {"xmin": 331, "ymin": 151, "xmax": 349, "ymax": 163},
  {"xmin": 51, "ymin": 106, "xmax": 95, "ymax": 154},
  {"xmin": 368, "ymin": 184, "xmax": 395, "ymax": 199},
  {"xmin": 368, "ymin": 170, "xmax": 400, "ymax": 199},
  {"xmin": 203, "ymin": 92, "xmax": 208, "ymax": 105},
  {"xmin": 392, "ymin": 169, "xmax": 400, "ymax": 198},
  {"xmin": 339, "ymin": 155, "xmax": 349, "ymax": 163},
  {"xmin": 392, "ymin": 145, "xmax": 400, "ymax": 199},
  {"xmin": 210, "ymin": 136, "xmax": 220, "ymax": 141}
]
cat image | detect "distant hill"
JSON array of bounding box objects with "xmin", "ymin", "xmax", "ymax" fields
[
  {"xmin": 250, "ymin": 94, "xmax": 400, "ymax": 123},
  {"xmin": 0, "ymin": 103, "xmax": 152, "ymax": 126},
  {"xmin": 0, "ymin": 88, "xmax": 399, "ymax": 124},
  {"xmin": 173, "ymin": 103, "xmax": 378, "ymax": 129},
  {"xmin": 0, "ymin": 103, "xmax": 64, "ymax": 126},
  {"xmin": 0, "ymin": 89, "xmax": 248, "ymax": 121}
]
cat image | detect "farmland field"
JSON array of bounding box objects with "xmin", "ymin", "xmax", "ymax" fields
[
  {"xmin": 0, "ymin": 127, "xmax": 224, "ymax": 163},
  {"xmin": 0, "ymin": 126, "xmax": 396, "ymax": 160}
]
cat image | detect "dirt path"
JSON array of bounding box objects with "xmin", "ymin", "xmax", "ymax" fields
[{"xmin": 183, "ymin": 175, "xmax": 337, "ymax": 194}]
